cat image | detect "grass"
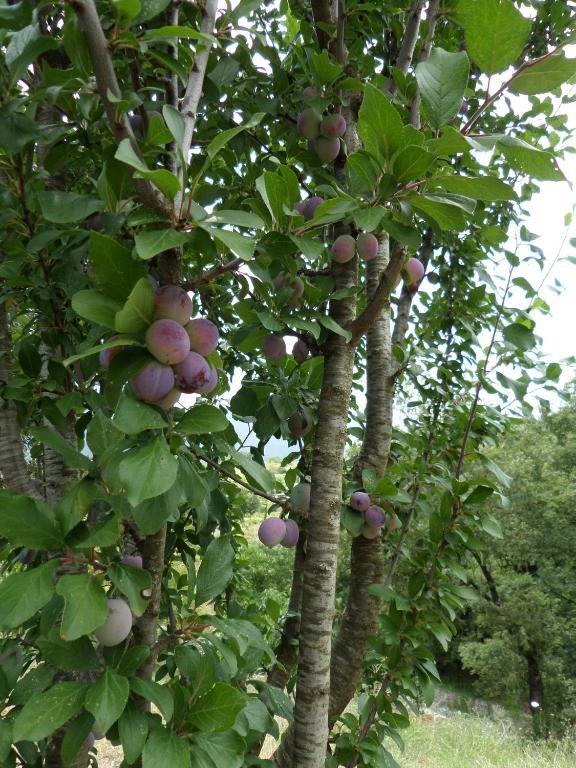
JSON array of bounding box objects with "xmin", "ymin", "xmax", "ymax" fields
[{"xmin": 390, "ymin": 714, "xmax": 576, "ymax": 768}]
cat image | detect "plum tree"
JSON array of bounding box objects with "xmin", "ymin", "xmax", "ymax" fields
[
  {"xmin": 174, "ymin": 352, "xmax": 211, "ymax": 393},
  {"xmin": 153, "ymin": 285, "xmax": 192, "ymax": 325},
  {"xmin": 356, "ymin": 233, "xmax": 379, "ymax": 261},
  {"xmin": 293, "ymin": 339, "xmax": 310, "ymax": 363},
  {"xmin": 297, "ymin": 108, "xmax": 320, "ymax": 140},
  {"xmin": 185, "ymin": 318, "xmax": 219, "ymax": 356},
  {"xmin": 350, "ymin": 491, "xmax": 371, "ymax": 512},
  {"xmin": 331, "ymin": 234, "xmax": 356, "ymax": 263},
  {"xmin": 262, "ymin": 334, "xmax": 286, "ymax": 361},
  {"xmin": 321, "ymin": 114, "xmax": 346, "ymax": 138},
  {"xmin": 281, "ymin": 519, "xmax": 300, "ymax": 548},
  {"xmin": 130, "ymin": 361, "xmax": 175, "ymax": 403},
  {"xmin": 258, "ymin": 517, "xmax": 287, "ymax": 547},
  {"xmin": 315, "ymin": 136, "xmax": 341, "ymax": 163},
  {"xmin": 288, "ymin": 408, "xmax": 313, "ymax": 438},
  {"xmin": 145, "ymin": 319, "xmax": 190, "ymax": 365},
  {"xmin": 93, "ymin": 599, "xmax": 133, "ymax": 647},
  {"xmin": 290, "ymin": 482, "xmax": 311, "ymax": 514},
  {"xmin": 364, "ymin": 505, "xmax": 386, "ymax": 527}
]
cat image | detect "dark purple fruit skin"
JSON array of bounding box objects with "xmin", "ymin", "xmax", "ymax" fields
[
  {"xmin": 356, "ymin": 233, "xmax": 379, "ymax": 261},
  {"xmin": 174, "ymin": 351, "xmax": 210, "ymax": 394},
  {"xmin": 288, "ymin": 408, "xmax": 312, "ymax": 438},
  {"xmin": 262, "ymin": 334, "xmax": 286, "ymax": 361},
  {"xmin": 130, "ymin": 361, "xmax": 175, "ymax": 402},
  {"xmin": 145, "ymin": 319, "xmax": 190, "ymax": 365},
  {"xmin": 281, "ymin": 519, "xmax": 300, "ymax": 548},
  {"xmin": 186, "ymin": 318, "xmax": 219, "ymax": 356},
  {"xmin": 258, "ymin": 517, "xmax": 287, "ymax": 547},
  {"xmin": 297, "ymin": 108, "xmax": 321, "ymax": 140},
  {"xmin": 315, "ymin": 136, "xmax": 341, "ymax": 163},
  {"xmin": 302, "ymin": 196, "xmax": 324, "ymax": 220},
  {"xmin": 321, "ymin": 114, "xmax": 346, "ymax": 138},
  {"xmin": 350, "ymin": 491, "xmax": 371, "ymax": 512},
  {"xmin": 331, "ymin": 234, "xmax": 356, "ymax": 263},
  {"xmin": 293, "ymin": 339, "xmax": 309, "ymax": 363}
]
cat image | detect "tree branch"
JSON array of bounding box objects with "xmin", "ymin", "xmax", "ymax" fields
[
  {"xmin": 409, "ymin": 0, "xmax": 441, "ymax": 127},
  {"xmin": 70, "ymin": 0, "xmax": 171, "ymax": 216},
  {"xmin": 177, "ymin": 0, "xmax": 219, "ymax": 208},
  {"xmin": 388, "ymin": 0, "xmax": 425, "ymax": 94},
  {"xmin": 348, "ymin": 242, "xmax": 406, "ymax": 346},
  {"xmin": 182, "ymin": 257, "xmax": 242, "ymax": 290}
]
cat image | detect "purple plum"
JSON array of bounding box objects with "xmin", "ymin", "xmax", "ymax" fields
[
  {"xmin": 145, "ymin": 319, "xmax": 190, "ymax": 365},
  {"xmin": 350, "ymin": 491, "xmax": 371, "ymax": 512},
  {"xmin": 281, "ymin": 519, "xmax": 300, "ymax": 548},
  {"xmin": 258, "ymin": 517, "xmax": 287, "ymax": 548},
  {"xmin": 93, "ymin": 598, "xmax": 132, "ymax": 647},
  {"xmin": 174, "ymin": 351, "xmax": 211, "ymax": 394},
  {"xmin": 130, "ymin": 361, "xmax": 175, "ymax": 403},
  {"xmin": 153, "ymin": 285, "xmax": 192, "ymax": 325},
  {"xmin": 186, "ymin": 318, "xmax": 219, "ymax": 356}
]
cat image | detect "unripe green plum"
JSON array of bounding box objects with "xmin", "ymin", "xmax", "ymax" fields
[
  {"xmin": 315, "ymin": 136, "xmax": 341, "ymax": 163},
  {"xmin": 154, "ymin": 387, "xmax": 180, "ymax": 411},
  {"xmin": 292, "ymin": 339, "xmax": 310, "ymax": 364},
  {"xmin": 321, "ymin": 114, "xmax": 346, "ymax": 138},
  {"xmin": 288, "ymin": 408, "xmax": 313, "ymax": 438},
  {"xmin": 186, "ymin": 318, "xmax": 219, "ymax": 356},
  {"xmin": 281, "ymin": 519, "xmax": 300, "ymax": 548},
  {"xmin": 146, "ymin": 319, "xmax": 190, "ymax": 365},
  {"xmin": 93, "ymin": 598, "xmax": 132, "ymax": 647},
  {"xmin": 290, "ymin": 482, "xmax": 311, "ymax": 513},
  {"xmin": 303, "ymin": 196, "xmax": 324, "ymax": 220},
  {"xmin": 357, "ymin": 233, "xmax": 379, "ymax": 261},
  {"xmin": 364, "ymin": 505, "xmax": 386, "ymax": 527},
  {"xmin": 195, "ymin": 364, "xmax": 218, "ymax": 395},
  {"xmin": 174, "ymin": 352, "xmax": 211, "ymax": 394},
  {"xmin": 350, "ymin": 491, "xmax": 371, "ymax": 512},
  {"xmin": 273, "ymin": 272, "xmax": 304, "ymax": 306},
  {"xmin": 362, "ymin": 524, "xmax": 381, "ymax": 540},
  {"xmin": 404, "ymin": 257, "xmax": 424, "ymax": 287},
  {"xmin": 262, "ymin": 334, "xmax": 286, "ymax": 361},
  {"xmin": 131, "ymin": 361, "xmax": 175, "ymax": 402},
  {"xmin": 153, "ymin": 285, "xmax": 192, "ymax": 325},
  {"xmin": 297, "ymin": 108, "xmax": 321, "ymax": 140},
  {"xmin": 331, "ymin": 234, "xmax": 356, "ymax": 263},
  {"xmin": 258, "ymin": 517, "xmax": 286, "ymax": 547}
]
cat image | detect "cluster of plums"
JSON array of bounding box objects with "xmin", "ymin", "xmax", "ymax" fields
[
  {"xmin": 262, "ymin": 333, "xmax": 310, "ymax": 365},
  {"xmin": 100, "ymin": 284, "xmax": 220, "ymax": 407},
  {"xmin": 92, "ymin": 554, "xmax": 143, "ymax": 647},
  {"xmin": 257, "ymin": 481, "xmax": 311, "ymax": 548},
  {"xmin": 349, "ymin": 491, "xmax": 387, "ymax": 539},
  {"xmin": 297, "ymin": 108, "xmax": 346, "ymax": 164},
  {"xmin": 331, "ymin": 233, "xmax": 379, "ymax": 263}
]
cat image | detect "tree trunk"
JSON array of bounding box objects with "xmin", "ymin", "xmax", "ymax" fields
[{"xmin": 526, "ymin": 650, "xmax": 546, "ymax": 737}]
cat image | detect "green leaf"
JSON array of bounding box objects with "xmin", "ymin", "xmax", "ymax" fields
[
  {"xmin": 134, "ymin": 0, "xmax": 171, "ymax": 23},
  {"xmin": 108, "ymin": 563, "xmax": 152, "ymax": 617},
  {"xmin": 12, "ymin": 682, "xmax": 87, "ymax": 742},
  {"xmin": 461, "ymin": 0, "xmax": 531, "ymax": 74},
  {"xmin": 6, "ymin": 27, "xmax": 58, "ymax": 81},
  {"xmin": 319, "ymin": 315, "xmax": 352, "ymax": 342},
  {"xmin": 511, "ymin": 53, "xmax": 576, "ymax": 94},
  {"xmin": 191, "ymin": 732, "xmax": 245, "ymax": 768},
  {"xmin": 134, "ymin": 229, "xmax": 191, "ymax": 260},
  {"xmin": 118, "ymin": 436, "xmax": 179, "ymax": 506},
  {"xmin": 345, "ymin": 151, "xmax": 381, "ymax": 197},
  {"xmin": 429, "ymin": 175, "xmax": 517, "ymax": 201},
  {"xmin": 113, "ymin": 391, "xmax": 168, "ymax": 434},
  {"xmin": 481, "ymin": 514, "xmax": 503, "ymax": 538},
  {"xmin": 176, "ymin": 404, "xmax": 230, "ymax": 435},
  {"xmin": 89, "ymin": 233, "xmax": 147, "ymax": 302},
  {"xmin": 205, "ymin": 209, "xmax": 265, "ymax": 229},
  {"xmin": 231, "ymin": 450, "xmax": 275, "ymax": 493},
  {"xmin": 71, "ymin": 289, "xmax": 121, "ymax": 329},
  {"xmin": 162, "ymin": 104, "xmax": 185, "ymax": 147},
  {"xmin": 85, "ymin": 668, "xmax": 130, "ymax": 735},
  {"xmin": 0, "ymin": 560, "xmax": 58, "ymax": 630},
  {"xmin": 408, "ymin": 193, "xmax": 469, "ymax": 231},
  {"xmin": 130, "ymin": 678, "xmax": 174, "ymax": 722},
  {"xmin": 196, "ymin": 536, "xmax": 235, "ymax": 606},
  {"xmin": 502, "ymin": 321, "xmax": 536, "ymax": 351},
  {"xmin": 206, "ymin": 113, "xmax": 264, "ymax": 160},
  {"xmin": 256, "ymin": 171, "xmax": 288, "ymax": 226},
  {"xmin": 498, "ymin": 136, "xmax": 564, "ymax": 181},
  {"xmin": 37, "ymin": 191, "xmax": 101, "ymax": 224},
  {"xmin": 62, "ymin": 337, "xmax": 143, "ymax": 367},
  {"xmin": 29, "ymin": 426, "xmax": 93, "ymax": 472},
  {"xmin": 144, "ymin": 25, "xmax": 217, "ymax": 43},
  {"xmin": 188, "ymin": 683, "xmax": 246, "ymax": 732},
  {"xmin": 174, "ymin": 646, "xmax": 215, "ymax": 698},
  {"xmin": 392, "ymin": 145, "xmax": 435, "ymax": 183},
  {"xmin": 142, "ymin": 727, "xmax": 190, "ymax": 768},
  {"xmin": 114, "ymin": 139, "xmax": 179, "ymax": 198},
  {"xmin": 132, "ymin": 482, "xmax": 182, "ymax": 534},
  {"xmin": 464, "ymin": 485, "xmax": 495, "ymax": 505},
  {"xmin": 358, "ymin": 83, "xmax": 403, "ymax": 162},
  {"xmin": 55, "ymin": 574, "xmax": 108, "ymax": 641},
  {"xmin": 415, "ymin": 47, "xmax": 469, "ymax": 128},
  {"xmin": 36, "ymin": 637, "xmax": 100, "ymax": 672},
  {"xmin": 380, "ymin": 216, "xmax": 423, "ymax": 249},
  {"xmin": 311, "ymin": 50, "xmax": 342, "ymax": 84},
  {"xmin": 0, "ymin": 491, "xmax": 63, "ymax": 549},
  {"xmin": 119, "ymin": 702, "xmax": 149, "ymax": 765},
  {"xmin": 115, "ymin": 277, "xmax": 155, "ymax": 333},
  {"xmin": 200, "ymin": 225, "xmax": 256, "ymax": 261},
  {"xmin": 61, "ymin": 712, "xmax": 93, "ymax": 767}
]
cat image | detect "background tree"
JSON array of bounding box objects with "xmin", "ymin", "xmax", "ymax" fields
[{"xmin": 0, "ymin": 1, "xmax": 574, "ymax": 768}]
